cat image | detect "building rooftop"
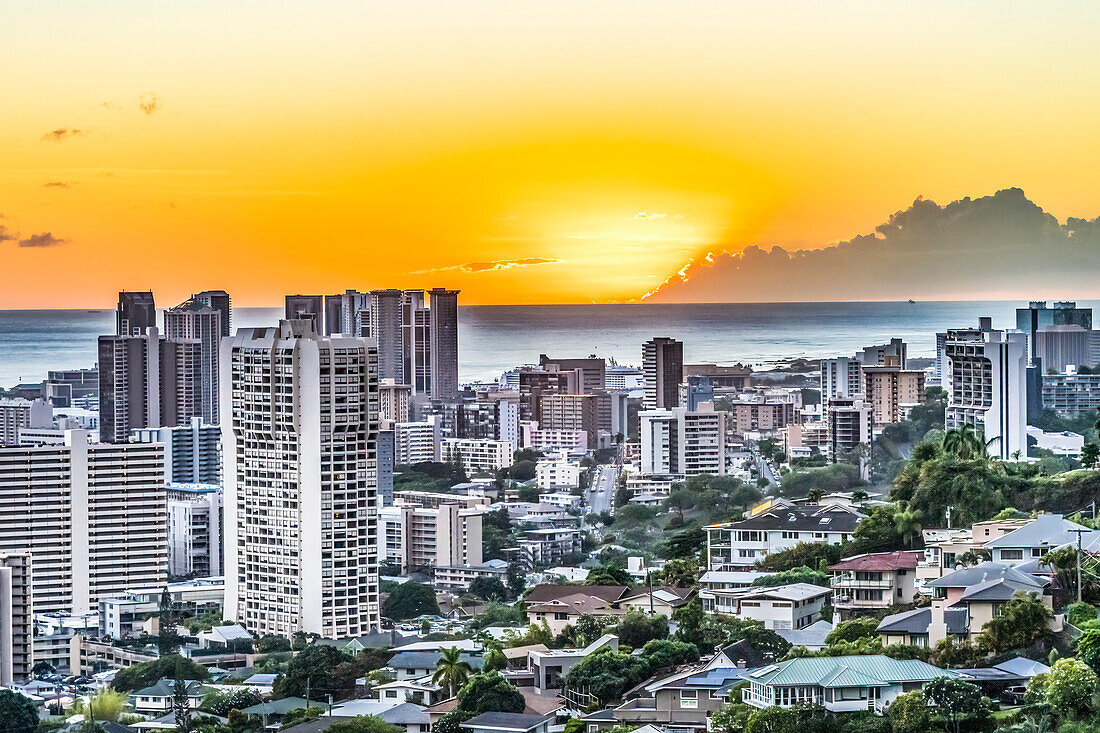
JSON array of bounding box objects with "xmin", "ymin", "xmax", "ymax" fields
[
  {"xmin": 460, "ymin": 713, "xmax": 551, "ymax": 732},
  {"xmin": 984, "ymin": 513, "xmax": 1098, "ymax": 550},
  {"xmin": 829, "ymin": 550, "xmax": 922, "ymax": 572},
  {"xmin": 774, "ymin": 620, "xmax": 834, "ymax": 648},
  {"xmin": 927, "ymin": 561, "xmax": 1046, "ymax": 591},
  {"xmin": 745, "ymin": 655, "xmax": 953, "ymax": 688}
]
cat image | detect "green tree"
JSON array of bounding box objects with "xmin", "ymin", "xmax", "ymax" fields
[
  {"xmin": 72, "ymin": 689, "xmax": 129, "ymax": 723},
  {"xmin": 615, "ymin": 611, "xmax": 668, "ymax": 648},
  {"xmin": 200, "ymin": 688, "xmax": 264, "ymax": 717},
  {"xmin": 112, "ymin": 655, "xmax": 211, "ymax": 692},
  {"xmin": 174, "ymin": 675, "xmax": 194, "ymax": 733},
  {"xmin": 1044, "ymin": 657, "xmax": 1098, "ymax": 719},
  {"xmin": 585, "ymin": 562, "xmax": 631, "ymax": 585},
  {"xmin": 327, "ymin": 716, "xmax": 404, "ymax": 733},
  {"xmin": 0, "ymin": 689, "xmax": 40, "ymax": 733},
  {"xmin": 255, "ymin": 634, "xmax": 292, "ymax": 653},
  {"xmin": 659, "ymin": 526, "xmax": 707, "ymax": 561},
  {"xmin": 892, "ymin": 502, "xmax": 924, "ymax": 548},
  {"xmin": 561, "ymin": 647, "xmax": 652, "ymax": 704},
  {"xmin": 271, "ymin": 644, "xmax": 364, "ymax": 701},
  {"xmin": 923, "ymin": 677, "xmax": 985, "ymax": 733},
  {"xmin": 1077, "ymin": 628, "xmax": 1100, "ymax": 673},
  {"xmin": 744, "ymin": 705, "xmax": 795, "ymax": 733},
  {"xmin": 665, "ymin": 489, "xmax": 697, "ymax": 521},
  {"xmin": 573, "ymin": 614, "xmax": 609, "ymax": 646},
  {"xmin": 659, "ymin": 558, "xmax": 699, "ymax": 587},
  {"xmin": 159, "ymin": 586, "xmax": 180, "ymax": 656},
  {"xmin": 468, "ymin": 576, "xmax": 509, "ymax": 602},
  {"xmin": 433, "ymin": 647, "xmax": 473, "ymax": 699},
  {"xmin": 383, "ymin": 580, "xmax": 440, "ymax": 620},
  {"xmin": 975, "ymin": 591, "xmax": 1052, "ymax": 654},
  {"xmin": 641, "ymin": 639, "xmax": 699, "ymax": 669},
  {"xmin": 942, "ymin": 425, "xmax": 985, "ymax": 461},
  {"xmin": 756, "ymin": 543, "xmax": 842, "ymax": 572},
  {"xmin": 751, "ymin": 566, "xmax": 828, "ymax": 588},
  {"xmin": 825, "ymin": 617, "xmax": 880, "ymax": 645},
  {"xmin": 454, "ymin": 672, "xmax": 525, "ymax": 715},
  {"xmin": 482, "ymin": 647, "xmax": 507, "ymax": 672},
  {"xmin": 888, "ymin": 690, "xmax": 931, "ymax": 733},
  {"xmin": 506, "ymin": 563, "xmax": 527, "ymax": 597},
  {"xmin": 1081, "ymin": 442, "xmax": 1099, "ymax": 469}
]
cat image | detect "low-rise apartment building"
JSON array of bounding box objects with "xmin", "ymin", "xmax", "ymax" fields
[
  {"xmin": 441, "ymin": 437, "xmax": 513, "ymax": 473},
  {"xmin": 828, "ymin": 550, "xmax": 921, "ymax": 619},
  {"xmin": 705, "ymin": 501, "xmax": 862, "ymax": 570},
  {"xmin": 700, "ymin": 583, "xmax": 829, "ymax": 630}
]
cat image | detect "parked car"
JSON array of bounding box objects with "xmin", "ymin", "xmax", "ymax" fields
[{"xmin": 1001, "ymin": 686, "xmax": 1027, "ymax": 705}]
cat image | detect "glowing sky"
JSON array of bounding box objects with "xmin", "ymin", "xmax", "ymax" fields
[{"xmin": 4, "ymin": 1, "xmax": 1100, "ymax": 307}]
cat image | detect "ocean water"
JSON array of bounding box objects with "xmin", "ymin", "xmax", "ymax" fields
[{"xmin": 0, "ymin": 301, "xmax": 1085, "ymax": 388}]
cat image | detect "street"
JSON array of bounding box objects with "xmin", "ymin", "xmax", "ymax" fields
[{"xmin": 585, "ymin": 464, "xmax": 618, "ymax": 517}]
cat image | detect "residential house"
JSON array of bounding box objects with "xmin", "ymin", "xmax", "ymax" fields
[
  {"xmin": 617, "ymin": 587, "xmax": 694, "ymax": 616},
  {"xmin": 741, "ymin": 656, "xmax": 954, "ymax": 714},
  {"xmin": 705, "ymin": 503, "xmax": 862, "ymax": 571},
  {"xmin": 526, "ymin": 634, "xmax": 618, "ymax": 690},
  {"xmin": 701, "ymin": 583, "xmax": 829, "ymax": 630},
  {"xmin": 196, "ymin": 624, "xmax": 253, "ymax": 650},
  {"xmin": 524, "ymin": 585, "xmax": 628, "ymax": 636},
  {"xmin": 613, "ymin": 664, "xmax": 746, "ymax": 732},
  {"xmin": 984, "ymin": 513, "xmax": 1100, "ymax": 566},
  {"xmin": 387, "ymin": 650, "xmax": 483, "ymax": 681},
  {"xmin": 775, "ymin": 620, "xmax": 834, "ymax": 652},
  {"xmin": 130, "ymin": 679, "xmax": 207, "ymax": 714},
  {"xmin": 460, "ymin": 713, "xmax": 552, "ymax": 733},
  {"xmin": 828, "ymin": 551, "xmax": 922, "ymax": 619}
]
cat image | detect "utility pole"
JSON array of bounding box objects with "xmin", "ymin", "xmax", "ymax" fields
[
  {"xmin": 306, "ymin": 675, "xmax": 311, "ymax": 705},
  {"xmin": 945, "ymin": 506, "xmax": 952, "ymax": 530},
  {"xmin": 1070, "ymin": 528, "xmax": 1087, "ymax": 604}
]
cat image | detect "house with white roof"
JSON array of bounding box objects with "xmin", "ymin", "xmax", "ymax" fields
[
  {"xmin": 701, "ymin": 583, "xmax": 829, "ymax": 630},
  {"xmin": 741, "ymin": 655, "xmax": 954, "ymax": 714},
  {"xmin": 983, "ymin": 513, "xmax": 1099, "ymax": 566},
  {"xmin": 705, "ymin": 502, "xmax": 862, "ymax": 571}
]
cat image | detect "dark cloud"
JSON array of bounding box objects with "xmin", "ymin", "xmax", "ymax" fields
[
  {"xmin": 644, "ymin": 188, "xmax": 1100, "ymax": 302},
  {"xmin": 0, "ymin": 224, "xmax": 16, "ymax": 243},
  {"xmin": 43, "ymin": 181, "xmax": 71, "ymax": 188},
  {"xmin": 41, "ymin": 128, "xmax": 86, "ymax": 142},
  {"xmin": 18, "ymin": 232, "xmax": 68, "ymax": 248},
  {"xmin": 138, "ymin": 92, "xmax": 159, "ymax": 115},
  {"xmin": 415, "ymin": 257, "xmax": 561, "ymax": 274}
]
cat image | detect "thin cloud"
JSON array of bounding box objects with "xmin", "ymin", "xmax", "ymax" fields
[
  {"xmin": 43, "ymin": 181, "xmax": 72, "ymax": 188},
  {"xmin": 414, "ymin": 257, "xmax": 561, "ymax": 274},
  {"xmin": 18, "ymin": 232, "xmax": 68, "ymax": 248},
  {"xmin": 0, "ymin": 224, "xmax": 16, "ymax": 243},
  {"xmin": 634, "ymin": 212, "xmax": 668, "ymax": 220},
  {"xmin": 41, "ymin": 128, "xmax": 87, "ymax": 142},
  {"xmin": 138, "ymin": 92, "xmax": 160, "ymax": 115}
]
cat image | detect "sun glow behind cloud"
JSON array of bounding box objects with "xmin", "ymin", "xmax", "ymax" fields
[{"xmin": 3, "ymin": 1, "xmax": 1100, "ymax": 306}]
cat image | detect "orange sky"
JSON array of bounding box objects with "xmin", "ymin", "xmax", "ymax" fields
[{"xmin": 3, "ymin": 1, "xmax": 1100, "ymax": 307}]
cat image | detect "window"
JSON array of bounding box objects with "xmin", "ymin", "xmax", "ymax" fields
[
  {"xmin": 1031, "ymin": 548, "xmax": 1044, "ymax": 558},
  {"xmin": 681, "ymin": 690, "xmax": 698, "ymax": 709},
  {"xmin": 1000, "ymin": 549, "xmax": 1024, "ymax": 560}
]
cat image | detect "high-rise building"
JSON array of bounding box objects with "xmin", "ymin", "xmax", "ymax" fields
[
  {"xmin": 164, "ymin": 296, "xmax": 223, "ymax": 424},
  {"xmin": 862, "ymin": 366, "xmax": 925, "ymax": 426},
  {"xmin": 166, "ymin": 484, "xmax": 223, "ymax": 578},
  {"xmin": 682, "ymin": 375, "xmax": 715, "ymax": 412},
  {"xmin": 379, "ymin": 380, "xmax": 412, "ymax": 424},
  {"xmin": 826, "ymin": 397, "xmax": 872, "ymax": 462},
  {"xmin": 1017, "ymin": 301, "xmax": 1093, "ymax": 363},
  {"xmin": 132, "ymin": 417, "xmax": 222, "ymax": 484},
  {"xmin": 936, "ymin": 318, "xmax": 994, "ymax": 395},
  {"xmin": 683, "ymin": 364, "xmax": 752, "ymax": 391},
  {"xmin": 1035, "ymin": 325, "xmax": 1091, "ymax": 372},
  {"xmin": 1042, "ymin": 368, "xmax": 1100, "ymax": 416},
  {"xmin": 428, "ymin": 288, "xmax": 460, "ymax": 401},
  {"xmin": 192, "ymin": 290, "xmax": 232, "ymax": 338},
  {"xmin": 380, "ymin": 503, "xmax": 483, "ymax": 574},
  {"xmin": 325, "ymin": 290, "xmax": 371, "ymax": 336},
  {"xmin": 222, "ymin": 320, "xmax": 380, "ymax": 638},
  {"xmin": 284, "ymin": 294, "xmax": 325, "ymax": 331},
  {"xmin": 0, "ymin": 552, "xmax": 33, "ymax": 685},
  {"xmin": 97, "ymin": 329, "xmax": 163, "ymax": 443},
  {"xmin": 538, "ymin": 392, "xmax": 600, "ymax": 448},
  {"xmin": 639, "ymin": 406, "xmax": 726, "ymax": 476},
  {"xmin": 116, "ymin": 291, "xmax": 156, "ymax": 336},
  {"xmin": 538, "ymin": 355, "xmax": 606, "ymax": 394},
  {"xmin": 0, "ymin": 398, "xmax": 52, "ymax": 446},
  {"xmin": 643, "ymin": 337, "xmax": 684, "ymax": 410},
  {"xmin": 370, "ymin": 289, "xmax": 405, "ymax": 381},
  {"xmin": 395, "ymin": 418, "xmax": 442, "ymax": 465},
  {"xmin": 820, "ymin": 357, "xmax": 863, "ymax": 411},
  {"xmin": 944, "ymin": 328, "xmax": 1027, "ymax": 460},
  {"xmin": 440, "ymin": 437, "xmax": 512, "ymax": 473},
  {"xmin": 517, "ymin": 368, "xmax": 581, "ymax": 421},
  {"xmin": 859, "ymin": 338, "xmax": 907, "ymax": 368},
  {"xmin": 377, "ymin": 428, "xmax": 395, "ymax": 507},
  {"xmin": 0, "ymin": 430, "xmax": 166, "ymax": 614}
]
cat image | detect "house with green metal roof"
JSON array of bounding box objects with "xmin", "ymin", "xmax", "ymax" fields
[{"xmin": 741, "ymin": 655, "xmax": 954, "ymax": 715}]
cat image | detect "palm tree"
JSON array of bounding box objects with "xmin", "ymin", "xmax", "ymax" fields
[
  {"xmin": 807, "ymin": 488, "xmax": 825, "ymax": 503},
  {"xmin": 893, "ymin": 502, "xmax": 924, "ymax": 548},
  {"xmin": 432, "ymin": 646, "xmax": 472, "ymax": 698},
  {"xmin": 942, "ymin": 425, "xmax": 985, "ymax": 460},
  {"xmin": 850, "ymin": 489, "xmax": 869, "ymax": 507}
]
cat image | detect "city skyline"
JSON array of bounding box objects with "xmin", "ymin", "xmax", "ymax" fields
[{"xmin": 6, "ymin": 3, "xmax": 1100, "ymax": 307}]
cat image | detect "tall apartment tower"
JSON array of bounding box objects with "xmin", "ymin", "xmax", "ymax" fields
[
  {"xmin": 1016, "ymin": 301, "xmax": 1093, "ymax": 364},
  {"xmin": 859, "ymin": 338, "xmax": 907, "ymax": 368},
  {"xmin": 98, "ymin": 329, "xmax": 201, "ymax": 442},
  {"xmin": 944, "ymin": 328, "xmax": 1027, "ymax": 461},
  {"xmin": 192, "ymin": 290, "xmax": 232, "ymax": 337},
  {"xmin": 643, "ymin": 337, "xmax": 684, "ymax": 410},
  {"xmin": 116, "ymin": 291, "xmax": 156, "ymax": 336},
  {"xmin": 284, "ymin": 294, "xmax": 325, "ymax": 331},
  {"xmin": 0, "ymin": 430, "xmax": 166, "ymax": 615},
  {"xmin": 402, "ymin": 290, "xmax": 432, "ymax": 395},
  {"xmin": 326, "ymin": 290, "xmax": 371, "ymax": 336},
  {"xmin": 820, "ymin": 357, "xmax": 863, "ymax": 412},
  {"xmin": 370, "ymin": 289, "xmax": 405, "ymax": 381},
  {"xmin": 428, "ymin": 288, "xmax": 460, "ymax": 401},
  {"xmin": 164, "ymin": 297, "xmax": 223, "ymax": 424},
  {"xmin": 0, "ymin": 552, "xmax": 32, "ymax": 685},
  {"xmin": 222, "ymin": 320, "xmax": 381, "ymax": 639},
  {"xmin": 132, "ymin": 417, "xmax": 222, "ymax": 484}
]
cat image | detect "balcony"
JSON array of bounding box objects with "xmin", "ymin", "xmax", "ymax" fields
[{"xmin": 830, "ymin": 575, "xmax": 894, "ymax": 590}]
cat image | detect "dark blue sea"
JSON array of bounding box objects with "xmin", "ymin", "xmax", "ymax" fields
[{"xmin": 0, "ymin": 301, "xmax": 1085, "ymax": 388}]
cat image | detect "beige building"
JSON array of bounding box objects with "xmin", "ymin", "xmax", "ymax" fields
[
  {"xmin": 0, "ymin": 552, "xmax": 33, "ymax": 684},
  {"xmin": 828, "ymin": 550, "xmax": 921, "ymax": 619},
  {"xmin": 381, "ymin": 503, "xmax": 484, "ymax": 574},
  {"xmin": 862, "ymin": 365, "xmax": 925, "ymax": 426}
]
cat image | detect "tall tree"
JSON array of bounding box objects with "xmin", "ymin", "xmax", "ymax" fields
[
  {"xmin": 173, "ymin": 676, "xmax": 194, "ymax": 733},
  {"xmin": 159, "ymin": 586, "xmax": 179, "ymax": 655},
  {"xmin": 433, "ymin": 647, "xmax": 473, "ymax": 698}
]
